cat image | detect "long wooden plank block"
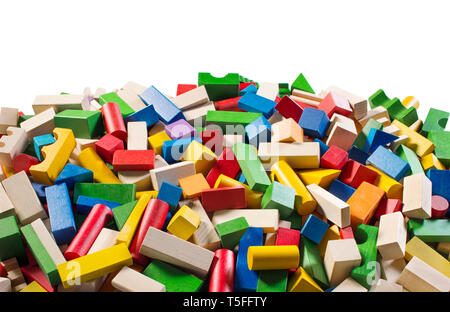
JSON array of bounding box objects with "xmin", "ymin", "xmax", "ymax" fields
[
  {"xmin": 112, "ymin": 266, "xmax": 166, "ymax": 292},
  {"xmin": 212, "ymin": 209, "xmax": 279, "ymax": 233}
]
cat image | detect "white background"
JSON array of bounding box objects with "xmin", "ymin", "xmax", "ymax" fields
[{"xmin": 0, "ymin": 0, "xmax": 449, "ymax": 127}]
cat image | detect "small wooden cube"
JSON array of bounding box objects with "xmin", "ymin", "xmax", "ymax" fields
[
  {"xmin": 215, "ymin": 216, "xmax": 249, "ymax": 250},
  {"xmin": 148, "ymin": 131, "xmax": 172, "ymax": 155},
  {"xmin": 179, "ymin": 173, "xmax": 211, "ymax": 199},
  {"xmin": 271, "ymin": 118, "xmax": 304, "ymax": 143},
  {"xmin": 261, "ymin": 181, "xmax": 296, "ymax": 219},
  {"xmin": 167, "ymin": 205, "xmax": 201, "ymax": 240}
]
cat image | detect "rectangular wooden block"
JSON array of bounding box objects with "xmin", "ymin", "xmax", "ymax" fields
[
  {"xmin": 402, "ymin": 173, "xmax": 432, "ymax": 219},
  {"xmin": 0, "ymin": 107, "xmax": 18, "ymax": 135},
  {"xmin": 73, "ymin": 183, "xmax": 136, "ymax": 205},
  {"xmin": 30, "ymin": 218, "xmax": 65, "ymax": 266},
  {"xmin": 112, "ymin": 150, "xmax": 155, "ymax": 171},
  {"xmin": 212, "ymin": 209, "xmax": 279, "ymax": 233},
  {"xmin": 376, "ymin": 211, "xmax": 407, "ymax": 260},
  {"xmin": 172, "ymin": 85, "xmax": 209, "ymax": 110},
  {"xmin": 0, "ymin": 127, "xmax": 28, "ymax": 167},
  {"xmin": 320, "ymin": 86, "xmax": 367, "ymax": 119},
  {"xmin": 0, "ymin": 182, "xmax": 15, "ymax": 219},
  {"xmin": 324, "ymin": 239, "xmax": 362, "ymax": 287},
  {"xmin": 111, "ymin": 266, "xmax": 166, "ymax": 292},
  {"xmin": 118, "ymin": 170, "xmax": 152, "ymax": 192},
  {"xmin": 127, "ymin": 121, "xmax": 148, "ymax": 150},
  {"xmin": 258, "ymin": 142, "xmax": 320, "ymax": 170},
  {"xmin": 201, "ymin": 186, "xmax": 246, "ymax": 211},
  {"xmin": 391, "ymin": 120, "xmax": 435, "ymax": 157},
  {"xmin": 347, "ymin": 181, "xmax": 385, "ymax": 229},
  {"xmin": 32, "ymin": 94, "xmax": 89, "ymax": 114},
  {"xmin": 150, "ymin": 161, "xmax": 196, "ymax": 191},
  {"xmin": 19, "ymin": 108, "xmax": 55, "ymax": 140}
]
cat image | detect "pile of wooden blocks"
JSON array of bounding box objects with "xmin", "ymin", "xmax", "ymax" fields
[{"xmin": 0, "ymin": 72, "xmax": 449, "ymax": 292}]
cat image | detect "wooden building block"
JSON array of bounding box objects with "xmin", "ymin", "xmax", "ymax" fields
[
  {"xmin": 367, "ymin": 146, "xmax": 411, "ymax": 181},
  {"xmin": 0, "ymin": 127, "xmax": 28, "ymax": 167},
  {"xmin": 261, "ymin": 181, "xmax": 295, "ymax": 219},
  {"xmin": 324, "ymin": 239, "xmax": 361, "ymax": 287},
  {"xmin": 391, "ymin": 120, "xmax": 435, "ymax": 157},
  {"xmin": 301, "ymin": 236, "xmax": 329, "ymax": 288},
  {"xmin": 112, "ymin": 150, "xmax": 155, "ymax": 171},
  {"xmin": 54, "ymin": 109, "xmax": 102, "ymax": 139},
  {"xmin": 374, "ymin": 198, "xmax": 402, "ymax": 220},
  {"xmin": 118, "ymin": 170, "xmax": 152, "ymax": 192},
  {"xmin": 95, "ymin": 133, "xmax": 124, "ymax": 164},
  {"xmin": 198, "ymin": 72, "xmax": 240, "ymax": 101},
  {"xmin": 408, "ymin": 219, "xmax": 450, "ymax": 242},
  {"xmin": 206, "ymin": 110, "xmax": 262, "ymax": 133},
  {"xmin": 340, "ymin": 160, "xmax": 378, "ymax": 189},
  {"xmin": 319, "ymin": 91, "xmax": 352, "ymax": 117},
  {"xmin": 0, "ymin": 277, "xmax": 11, "ymax": 292},
  {"xmin": 30, "ymin": 219, "xmax": 65, "ymax": 266},
  {"xmin": 238, "ymin": 92, "xmax": 277, "ymax": 118},
  {"xmin": 247, "ymin": 245, "xmax": 299, "ymax": 270},
  {"xmin": 431, "ymin": 195, "xmax": 448, "ymax": 218},
  {"xmin": 150, "ymin": 161, "xmax": 195, "ymax": 191},
  {"xmin": 298, "ymin": 107, "xmax": 330, "ymax": 139},
  {"xmin": 421, "ymin": 153, "xmax": 446, "ymax": 171},
  {"xmin": 370, "ymin": 278, "xmax": 403, "ymax": 292},
  {"xmin": 271, "ymin": 118, "xmax": 303, "ymax": 143},
  {"xmin": 165, "ymin": 119, "xmax": 197, "ymax": 140},
  {"xmin": 358, "ymin": 106, "xmax": 390, "ymax": 128},
  {"xmin": 205, "ymin": 147, "xmax": 240, "ymax": 187},
  {"xmin": 363, "ymin": 129, "xmax": 398, "ymax": 154},
  {"xmin": 214, "ymin": 174, "xmax": 262, "ymax": 209},
  {"xmin": 297, "ymin": 168, "xmax": 340, "ymax": 189},
  {"xmin": 20, "ymin": 280, "xmax": 47, "ymax": 292},
  {"xmin": 215, "ymin": 217, "xmax": 249, "ymax": 250},
  {"xmin": 112, "ymin": 266, "xmax": 166, "ymax": 292},
  {"xmin": 183, "ymin": 101, "xmax": 216, "ymax": 125},
  {"xmin": 127, "ymin": 121, "xmax": 148, "ymax": 150},
  {"xmin": 350, "ymin": 225, "xmax": 379, "ymax": 289},
  {"xmin": 181, "ymin": 140, "xmax": 217, "ymax": 175},
  {"xmin": 212, "ymin": 209, "xmax": 279, "ymax": 233},
  {"xmin": 0, "ymin": 182, "xmax": 15, "ymax": 219},
  {"xmin": 19, "ymin": 108, "xmax": 55, "ymax": 140},
  {"xmin": 421, "ymin": 108, "xmax": 449, "ymax": 137},
  {"xmin": 332, "ymin": 277, "xmax": 367, "ymax": 292},
  {"xmin": 347, "ymin": 182, "xmax": 385, "ymax": 229},
  {"xmin": 156, "ymin": 181, "xmax": 182, "ymax": 212},
  {"xmin": 367, "ymin": 165, "xmax": 403, "ymax": 200},
  {"xmin": 201, "ymin": 186, "xmax": 246, "ymax": 211},
  {"xmin": 321, "ymin": 145, "xmax": 348, "ymax": 170},
  {"xmin": 77, "ymin": 147, "xmax": 121, "ymax": 184},
  {"xmin": 55, "ymin": 163, "xmax": 93, "ymax": 190},
  {"xmin": 172, "ymin": 85, "xmax": 209, "ymax": 110},
  {"xmin": 428, "ymin": 130, "xmax": 450, "ymax": 167},
  {"xmin": 259, "ymin": 142, "xmax": 320, "ymax": 170},
  {"xmin": 287, "ymin": 266, "xmax": 323, "ymax": 292},
  {"xmin": 300, "ymin": 214, "xmax": 329, "ymax": 244},
  {"xmin": 257, "ymin": 270, "xmax": 288, "ymax": 292},
  {"xmin": 32, "ymin": 94, "xmax": 89, "ymax": 114},
  {"xmin": 396, "ymin": 144, "xmax": 424, "ymax": 175},
  {"xmin": 318, "ymin": 225, "xmax": 341, "ymax": 259},
  {"xmin": 148, "ymin": 131, "xmax": 172, "ymax": 156},
  {"xmin": 256, "ymin": 82, "xmax": 278, "ymax": 101},
  {"xmin": 0, "ymin": 216, "xmax": 27, "ymax": 265},
  {"xmin": 320, "ymin": 86, "xmax": 367, "ymax": 119},
  {"xmin": 179, "ymin": 173, "xmax": 210, "ymax": 199},
  {"xmin": 275, "ymin": 95, "xmax": 304, "ymax": 122},
  {"xmin": 116, "ymin": 88, "xmax": 147, "ymax": 112},
  {"xmin": 167, "ymin": 205, "xmax": 201, "ymax": 240},
  {"xmin": 402, "ymin": 173, "xmax": 432, "ymax": 219},
  {"xmin": 326, "ymin": 120, "xmax": 357, "ymax": 152},
  {"xmin": 140, "ymin": 86, "xmax": 184, "ymax": 124},
  {"xmin": 380, "ymin": 257, "xmax": 406, "ymax": 283},
  {"xmin": 376, "ymin": 212, "xmax": 407, "ymax": 260},
  {"xmin": 0, "ymin": 107, "xmax": 18, "ymax": 135}
]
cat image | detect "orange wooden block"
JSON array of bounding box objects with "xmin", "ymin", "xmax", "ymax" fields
[
  {"xmin": 179, "ymin": 173, "xmax": 211, "ymax": 199},
  {"xmin": 271, "ymin": 118, "xmax": 304, "ymax": 143},
  {"xmin": 347, "ymin": 182, "xmax": 385, "ymax": 230}
]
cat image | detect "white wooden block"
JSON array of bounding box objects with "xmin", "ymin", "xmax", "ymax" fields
[
  {"xmin": 332, "ymin": 277, "xmax": 368, "ymax": 292},
  {"xmin": 88, "ymin": 99, "xmax": 102, "ymax": 111},
  {"xmin": 389, "ymin": 134, "xmax": 409, "ymax": 152},
  {"xmin": 358, "ymin": 106, "xmax": 390, "ymax": 127},
  {"xmin": 2, "ymin": 171, "xmax": 47, "ymax": 225},
  {"xmin": 289, "ymin": 95, "xmax": 320, "ymax": 107},
  {"xmin": 112, "ymin": 266, "xmax": 166, "ymax": 292},
  {"xmin": 121, "ymin": 81, "xmax": 147, "ymax": 96},
  {"xmin": 30, "ymin": 218, "xmax": 65, "ymax": 265},
  {"xmin": 118, "ymin": 170, "xmax": 152, "ymax": 192},
  {"xmin": 117, "ymin": 88, "xmax": 147, "ymax": 111},
  {"xmin": 292, "ymin": 89, "xmax": 324, "ymax": 103},
  {"xmin": 0, "ymin": 277, "xmax": 11, "ymax": 292},
  {"xmin": 223, "ymin": 134, "xmax": 243, "ymax": 149},
  {"xmin": 2, "ymin": 258, "xmax": 25, "ymax": 288},
  {"xmin": 320, "ymin": 86, "xmax": 367, "ymax": 120},
  {"xmin": 370, "ymin": 279, "xmax": 403, "ymax": 292},
  {"xmin": 183, "ymin": 101, "xmax": 215, "ymax": 125},
  {"xmin": 380, "ymin": 257, "xmax": 406, "ymax": 283},
  {"xmin": 150, "ymin": 161, "xmax": 196, "ymax": 190},
  {"xmin": 397, "ymin": 256, "xmax": 450, "ymax": 292},
  {"xmin": 376, "ymin": 211, "xmax": 407, "ymax": 260},
  {"xmin": 256, "ymin": 82, "xmax": 278, "ymax": 101},
  {"xmin": 32, "ymin": 94, "xmax": 89, "ymax": 114},
  {"xmin": 326, "ymin": 113, "xmax": 357, "ymax": 136},
  {"xmin": 212, "ymin": 209, "xmax": 279, "ymax": 233},
  {"xmin": 0, "ymin": 107, "xmax": 19, "ymax": 135},
  {"xmin": 88, "ymin": 228, "xmax": 119, "ymax": 254},
  {"xmin": 127, "ymin": 121, "xmax": 148, "ymax": 150},
  {"xmin": 324, "ymin": 239, "xmax": 362, "ymax": 287},
  {"xmin": 0, "ymin": 127, "xmax": 28, "ymax": 167},
  {"xmin": 377, "ymin": 117, "xmax": 391, "ymax": 127},
  {"xmin": 0, "ymin": 182, "xmax": 15, "ymax": 219},
  {"xmin": 258, "ymin": 142, "xmax": 320, "ymax": 170},
  {"xmin": 306, "ymin": 184, "xmax": 350, "ymax": 228},
  {"xmin": 75, "ymin": 138, "xmax": 98, "ymax": 151},
  {"xmin": 154, "ymin": 155, "xmax": 169, "ymax": 169},
  {"xmin": 325, "ymin": 122, "xmax": 358, "ymax": 152},
  {"xmin": 140, "ymin": 227, "xmax": 215, "ymax": 278},
  {"xmin": 172, "ymin": 85, "xmax": 209, "ymax": 110},
  {"xmin": 402, "ymin": 173, "xmax": 432, "ymax": 219},
  {"xmin": 382, "ymin": 124, "xmax": 400, "ymax": 136},
  {"xmin": 19, "ymin": 108, "xmax": 55, "ymax": 140}
]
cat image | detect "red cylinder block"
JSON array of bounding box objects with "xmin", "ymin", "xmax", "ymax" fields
[
  {"xmin": 209, "ymin": 249, "xmax": 235, "ymax": 292},
  {"xmin": 129, "ymin": 198, "xmax": 169, "ymax": 266},
  {"xmin": 101, "ymin": 102, "xmax": 127, "ymax": 141},
  {"xmin": 431, "ymin": 195, "xmax": 449, "ymax": 218},
  {"xmin": 64, "ymin": 204, "xmax": 113, "ymax": 260}
]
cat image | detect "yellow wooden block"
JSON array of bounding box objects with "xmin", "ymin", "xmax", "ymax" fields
[
  {"xmin": 77, "ymin": 147, "xmax": 121, "ymax": 184},
  {"xmin": 367, "ymin": 165, "xmax": 403, "ymax": 200},
  {"xmin": 288, "ymin": 266, "xmax": 323, "ymax": 292},
  {"xmin": 20, "ymin": 281, "xmax": 47, "ymax": 292},
  {"xmin": 181, "ymin": 140, "xmax": 217, "ymax": 175},
  {"xmin": 2, "ymin": 166, "xmax": 15, "ymax": 178},
  {"xmin": 409, "ymin": 119, "xmax": 423, "ymax": 132},
  {"xmin": 57, "ymin": 243, "xmax": 132, "ymax": 288},
  {"xmin": 148, "ymin": 131, "xmax": 171, "ymax": 155},
  {"xmin": 297, "ymin": 168, "xmax": 341, "ymax": 189},
  {"xmin": 405, "ymin": 236, "xmax": 450, "ymax": 278},
  {"xmin": 421, "ymin": 153, "xmax": 446, "ymax": 171},
  {"xmin": 115, "ymin": 193, "xmax": 152, "ymax": 247},
  {"xmin": 29, "ymin": 128, "xmax": 76, "ymax": 185},
  {"xmin": 391, "ymin": 120, "xmax": 435, "ymax": 157},
  {"xmin": 167, "ymin": 205, "xmax": 201, "ymax": 240},
  {"xmin": 402, "ymin": 96, "xmax": 419, "ymax": 110},
  {"xmin": 214, "ymin": 174, "xmax": 262, "ymax": 209},
  {"xmin": 247, "ymin": 245, "xmax": 300, "ymax": 270},
  {"xmin": 136, "ymin": 190, "xmax": 158, "ymax": 199},
  {"xmin": 318, "ymin": 225, "xmax": 341, "ymax": 258},
  {"xmin": 270, "ymin": 160, "xmax": 317, "ymax": 215}
]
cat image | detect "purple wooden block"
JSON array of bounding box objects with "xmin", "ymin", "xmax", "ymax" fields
[{"xmin": 165, "ymin": 119, "xmax": 197, "ymax": 140}]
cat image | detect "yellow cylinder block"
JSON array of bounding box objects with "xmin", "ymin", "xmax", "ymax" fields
[
  {"xmin": 78, "ymin": 147, "xmax": 121, "ymax": 184},
  {"xmin": 247, "ymin": 245, "xmax": 300, "ymax": 270}
]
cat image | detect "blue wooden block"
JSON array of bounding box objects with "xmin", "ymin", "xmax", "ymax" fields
[
  {"xmin": 162, "ymin": 137, "xmax": 202, "ymax": 163},
  {"xmin": 123, "ymin": 104, "xmax": 159, "ymax": 128},
  {"xmin": 298, "ymin": 107, "xmax": 330, "ymax": 139},
  {"xmin": 348, "ymin": 145, "xmax": 369, "ymax": 164},
  {"xmin": 238, "ymin": 172, "xmax": 246, "ymax": 184},
  {"xmin": 140, "ymin": 85, "xmax": 185, "ymax": 124},
  {"xmin": 161, "ymin": 211, "xmax": 172, "ymax": 232},
  {"xmin": 238, "ymin": 93, "xmax": 276, "ymax": 118},
  {"xmin": 55, "ymin": 163, "xmax": 93, "ymax": 190},
  {"xmin": 45, "ymin": 183, "xmax": 76, "ymax": 245},
  {"xmin": 76, "ymin": 195, "xmax": 121, "ymax": 215},
  {"xmin": 156, "ymin": 182, "xmax": 182, "ymax": 213},
  {"xmin": 31, "ymin": 181, "xmax": 48, "ymax": 204},
  {"xmin": 300, "ymin": 215, "xmax": 329, "ymax": 244},
  {"xmin": 328, "ymin": 179, "xmax": 356, "ymax": 202},
  {"xmin": 245, "ymin": 116, "xmax": 271, "ymax": 148},
  {"xmin": 33, "ymin": 134, "xmax": 56, "ymax": 161},
  {"xmin": 234, "ymin": 227, "xmax": 263, "ymax": 292},
  {"xmin": 367, "ymin": 146, "xmax": 411, "ymax": 181},
  {"xmin": 426, "ymin": 169, "xmax": 450, "ymax": 202},
  {"xmin": 362, "ymin": 129, "xmax": 398, "ymax": 154},
  {"xmin": 239, "ymin": 84, "xmax": 258, "ymax": 96},
  {"xmin": 314, "ymin": 138, "xmax": 329, "ymax": 157}
]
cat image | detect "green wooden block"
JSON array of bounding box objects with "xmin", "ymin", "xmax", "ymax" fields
[
  {"xmin": 20, "ymin": 224, "xmax": 60, "ymax": 286},
  {"xmin": 261, "ymin": 181, "xmax": 295, "ymax": 219},
  {"xmin": 291, "ymin": 73, "xmax": 314, "ymax": 93},
  {"xmin": 0, "ymin": 216, "xmax": 27, "ymax": 265},
  {"xmin": 284, "ymin": 210, "xmax": 302, "ymax": 229},
  {"xmin": 17, "ymin": 115, "xmax": 34, "ymax": 126},
  {"xmin": 206, "ymin": 110, "xmax": 262, "ymax": 133},
  {"xmin": 352, "ymin": 119, "xmax": 383, "ymax": 150},
  {"xmin": 369, "ymin": 89, "xmax": 391, "ymax": 109},
  {"xmin": 396, "ymin": 106, "xmax": 418, "ymax": 127},
  {"xmin": 98, "ymin": 92, "xmax": 135, "ymax": 117},
  {"xmin": 301, "ymin": 237, "xmax": 329, "ymax": 289},
  {"xmin": 215, "ymin": 217, "xmax": 249, "ymax": 249},
  {"xmin": 198, "ymin": 72, "xmax": 240, "ymax": 101},
  {"xmin": 73, "ymin": 183, "xmax": 136, "ymax": 205},
  {"xmin": 408, "ymin": 219, "xmax": 450, "ymax": 242},
  {"xmin": 142, "ymin": 259, "xmax": 203, "ymax": 292},
  {"xmin": 428, "ymin": 130, "xmax": 450, "ymax": 167},
  {"xmin": 54, "ymin": 109, "xmax": 103, "ymax": 139},
  {"xmin": 396, "ymin": 144, "xmax": 424, "ymax": 175},
  {"xmin": 112, "ymin": 200, "xmax": 138, "ymax": 230},
  {"xmin": 351, "ymin": 224, "xmax": 379, "ymax": 290},
  {"xmin": 278, "ymin": 83, "xmax": 290, "ymax": 98},
  {"xmin": 256, "ymin": 270, "xmax": 288, "ymax": 292},
  {"xmin": 369, "ymin": 90, "xmax": 417, "ymax": 126},
  {"xmin": 422, "ymin": 108, "xmax": 449, "ymax": 137},
  {"xmin": 232, "ymin": 142, "xmax": 271, "ymax": 192}
]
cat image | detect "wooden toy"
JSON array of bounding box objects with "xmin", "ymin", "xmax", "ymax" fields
[
  {"xmin": 100, "ymin": 102, "xmax": 127, "ymax": 141},
  {"xmin": 408, "ymin": 219, "xmax": 450, "ymax": 242},
  {"xmin": 402, "ymin": 173, "xmax": 432, "ymax": 219},
  {"xmin": 2, "ymin": 257, "xmax": 27, "ymax": 291},
  {"xmin": 32, "ymin": 94, "xmax": 89, "ymax": 114},
  {"xmin": 11, "ymin": 153, "xmax": 39, "ymax": 175},
  {"xmin": 396, "ymin": 144, "xmax": 424, "ymax": 175},
  {"xmin": 367, "ymin": 146, "xmax": 410, "ymax": 181},
  {"xmin": 240, "ymin": 83, "xmax": 257, "ymax": 96},
  {"xmin": 78, "ymin": 147, "xmax": 121, "ymax": 184},
  {"xmin": 271, "ymin": 118, "xmax": 303, "ymax": 143},
  {"xmin": 215, "ymin": 96, "xmax": 243, "ymax": 112},
  {"xmin": 0, "ymin": 183, "xmax": 14, "ymax": 219},
  {"xmin": 350, "ymin": 225, "xmax": 379, "ymax": 289},
  {"xmin": 328, "ymin": 179, "xmax": 356, "ymax": 202},
  {"xmin": 427, "ymin": 169, "xmax": 450, "ymax": 202},
  {"xmin": 0, "ymin": 107, "xmax": 18, "ymax": 135},
  {"xmin": 332, "ymin": 277, "xmax": 367, "ymax": 292},
  {"xmin": 326, "ymin": 119, "xmax": 357, "ymax": 152},
  {"xmin": 421, "ymin": 153, "xmax": 446, "ymax": 171},
  {"xmin": 366, "ymin": 165, "xmax": 403, "ymax": 200},
  {"xmin": 0, "ymin": 216, "xmax": 27, "ymax": 265},
  {"xmin": 212, "ymin": 209, "xmax": 278, "ymax": 233},
  {"xmin": 291, "ymin": 88, "xmax": 323, "ymax": 106},
  {"xmin": 178, "ymin": 173, "xmax": 210, "ymax": 199},
  {"xmin": 167, "ymin": 205, "xmax": 201, "ymax": 240},
  {"xmin": 256, "ymin": 82, "xmax": 278, "ymax": 101},
  {"xmin": 140, "ymin": 85, "xmax": 185, "ymax": 124},
  {"xmin": 287, "ymin": 266, "xmax": 323, "ymax": 292},
  {"xmin": 319, "ymin": 91, "xmax": 352, "ymax": 117},
  {"xmin": 402, "ymin": 96, "xmax": 420, "ymax": 110},
  {"xmin": 245, "ymin": 116, "xmax": 271, "ymax": 148},
  {"xmin": 321, "ymin": 145, "xmax": 348, "ymax": 170},
  {"xmin": 172, "ymin": 85, "xmax": 209, "ymax": 110},
  {"xmin": 163, "ymin": 137, "xmax": 201, "ymax": 163},
  {"xmin": 123, "ymin": 105, "xmax": 159, "ymax": 128},
  {"xmin": 112, "ymin": 200, "xmax": 138, "ymax": 230},
  {"xmin": 421, "ymin": 108, "xmax": 449, "ymax": 136},
  {"xmin": 324, "ymin": 239, "xmax": 361, "ymax": 287},
  {"xmin": 257, "ymin": 270, "xmax": 288, "ymax": 292},
  {"xmin": 20, "ymin": 281, "xmax": 47, "ymax": 292},
  {"xmin": 143, "ymin": 259, "xmax": 203, "ymax": 292},
  {"xmin": 198, "ymin": 73, "xmax": 240, "ymax": 101},
  {"xmin": 238, "ymin": 93, "xmax": 277, "ymax": 118},
  {"xmin": 126, "ymin": 121, "xmax": 148, "ymax": 150},
  {"xmin": 261, "ymin": 181, "xmax": 295, "ymax": 219},
  {"xmin": 275, "ymin": 96, "xmax": 304, "ymax": 122},
  {"xmin": 431, "ymin": 195, "xmax": 448, "ymax": 218},
  {"xmin": 54, "ymin": 110, "xmax": 102, "ymax": 139},
  {"xmin": 148, "ymin": 131, "xmax": 171, "ymax": 155},
  {"xmin": 276, "ymin": 227, "xmax": 300, "ymax": 247},
  {"xmin": 29, "ymin": 219, "xmax": 64, "ymax": 268},
  {"xmin": 297, "ymin": 168, "xmax": 340, "ymax": 189},
  {"xmin": 300, "ymin": 214, "xmax": 329, "ymax": 244},
  {"xmin": 20, "ymin": 108, "xmax": 55, "ymax": 140},
  {"xmin": 340, "ymin": 160, "xmax": 378, "ymax": 189},
  {"xmin": 181, "ymin": 140, "xmax": 217, "ymax": 174},
  {"xmin": 116, "ymin": 88, "xmax": 147, "ymax": 112},
  {"xmin": 347, "ymin": 181, "xmax": 384, "ymax": 229},
  {"xmin": 206, "ymin": 110, "xmax": 262, "ymax": 132},
  {"xmin": 247, "ymin": 245, "xmax": 299, "ymax": 270},
  {"xmin": 369, "ymin": 90, "xmax": 418, "ymax": 126},
  {"xmin": 259, "ymin": 142, "xmax": 321, "ymax": 169},
  {"xmin": 301, "ymin": 236, "xmax": 329, "ymax": 288},
  {"xmin": 391, "ymin": 120, "xmax": 435, "ymax": 157},
  {"xmin": 298, "ymin": 107, "xmax": 330, "ymax": 139},
  {"xmin": 371, "ymin": 279, "xmax": 403, "ymax": 292},
  {"xmin": 98, "ymin": 92, "xmax": 135, "ymax": 117},
  {"xmin": 183, "ymin": 101, "xmax": 216, "ymax": 125},
  {"xmin": 150, "ymin": 161, "xmax": 195, "ymax": 190},
  {"xmin": 376, "ymin": 211, "xmax": 407, "ymax": 260},
  {"xmin": 358, "ymin": 106, "xmax": 390, "ymax": 128},
  {"xmin": 363, "ymin": 129, "xmax": 398, "ymax": 154},
  {"xmin": 201, "ymin": 186, "xmax": 246, "ymax": 211},
  {"xmin": 139, "ymin": 227, "xmax": 215, "ymax": 278},
  {"xmin": 111, "ymin": 266, "xmax": 166, "ymax": 292},
  {"xmin": 2, "ymin": 170, "xmax": 47, "ymax": 225},
  {"xmin": 0, "ymin": 127, "xmax": 28, "ymax": 167},
  {"xmin": 291, "ymin": 73, "xmax": 314, "ymax": 93},
  {"xmin": 317, "ymin": 225, "xmax": 341, "ymax": 258},
  {"xmin": 165, "ymin": 119, "xmax": 197, "ymax": 140},
  {"xmin": 156, "ymin": 181, "xmax": 182, "ymax": 212},
  {"xmin": 428, "ymin": 130, "xmax": 450, "ymax": 167},
  {"xmin": 215, "ymin": 217, "xmax": 248, "ymax": 249},
  {"xmin": 55, "ymin": 163, "xmax": 93, "ymax": 190},
  {"xmin": 353, "ymin": 119, "xmax": 383, "ymax": 150},
  {"xmin": 200, "ymin": 128, "xmax": 223, "ymax": 153},
  {"xmin": 112, "ymin": 150, "xmax": 154, "ymax": 171},
  {"xmin": 320, "ymin": 86, "xmax": 367, "ymax": 119},
  {"xmin": 0, "ymin": 276, "xmax": 12, "ymax": 292},
  {"xmin": 374, "ymin": 198, "xmax": 402, "ymax": 219},
  {"xmin": 213, "ymin": 174, "xmax": 262, "ymax": 209},
  {"xmin": 205, "ymin": 148, "xmax": 239, "ymax": 187}
]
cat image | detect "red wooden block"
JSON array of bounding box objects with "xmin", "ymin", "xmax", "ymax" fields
[
  {"xmin": 129, "ymin": 198, "xmax": 169, "ymax": 266},
  {"xmin": 95, "ymin": 133, "xmax": 125, "ymax": 164},
  {"xmin": 201, "ymin": 186, "xmax": 246, "ymax": 212},
  {"xmin": 200, "ymin": 129, "xmax": 223, "ymax": 153},
  {"xmin": 12, "ymin": 153, "xmax": 40, "ymax": 175},
  {"xmin": 21, "ymin": 265, "xmax": 55, "ymax": 292},
  {"xmin": 215, "ymin": 97, "xmax": 245, "ymax": 112},
  {"xmin": 209, "ymin": 249, "xmax": 235, "ymax": 292},
  {"xmin": 275, "ymin": 96, "xmax": 281, "ymax": 103},
  {"xmin": 431, "ymin": 195, "xmax": 449, "ymax": 218},
  {"xmin": 275, "ymin": 227, "xmax": 300, "ymax": 246},
  {"xmin": 340, "ymin": 160, "xmax": 379, "ymax": 189},
  {"xmin": 64, "ymin": 204, "xmax": 113, "ymax": 260},
  {"xmin": 275, "ymin": 95, "xmax": 304, "ymax": 123},
  {"xmin": 25, "ymin": 247, "xmax": 38, "ymax": 267},
  {"xmin": 112, "ymin": 150, "xmax": 155, "ymax": 171},
  {"xmin": 176, "ymin": 84, "xmax": 197, "ymax": 96},
  {"xmin": 206, "ymin": 148, "xmax": 240, "ymax": 187},
  {"xmin": 321, "ymin": 145, "xmax": 348, "ymax": 170},
  {"xmin": 374, "ymin": 198, "xmax": 402, "ymax": 220},
  {"xmin": 239, "ymin": 82, "xmax": 257, "ymax": 91},
  {"xmin": 340, "ymin": 226, "xmax": 354, "ymax": 239},
  {"xmin": 101, "ymin": 102, "xmax": 127, "ymax": 141},
  {"xmin": 318, "ymin": 91, "xmax": 352, "ymax": 118},
  {"xmin": 0, "ymin": 262, "xmax": 6, "ymax": 277}
]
